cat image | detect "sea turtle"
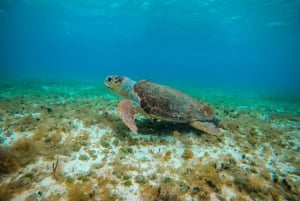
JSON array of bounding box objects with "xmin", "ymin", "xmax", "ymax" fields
[{"xmin": 104, "ymin": 75, "xmax": 221, "ymax": 135}]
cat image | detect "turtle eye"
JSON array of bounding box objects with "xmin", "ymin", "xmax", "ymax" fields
[
  {"xmin": 107, "ymin": 77, "xmax": 112, "ymax": 82},
  {"xmin": 115, "ymin": 76, "xmax": 123, "ymax": 83}
]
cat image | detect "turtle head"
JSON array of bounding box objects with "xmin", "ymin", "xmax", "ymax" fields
[{"xmin": 104, "ymin": 75, "xmax": 135, "ymax": 98}]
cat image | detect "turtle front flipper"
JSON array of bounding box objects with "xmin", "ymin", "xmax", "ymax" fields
[
  {"xmin": 190, "ymin": 121, "xmax": 221, "ymax": 135},
  {"xmin": 118, "ymin": 99, "xmax": 138, "ymax": 134}
]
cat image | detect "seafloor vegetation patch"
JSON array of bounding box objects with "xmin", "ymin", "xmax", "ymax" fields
[{"xmin": 0, "ymin": 80, "xmax": 299, "ymax": 201}]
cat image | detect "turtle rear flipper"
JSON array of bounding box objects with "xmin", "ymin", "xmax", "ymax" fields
[
  {"xmin": 190, "ymin": 121, "xmax": 221, "ymax": 135},
  {"xmin": 118, "ymin": 99, "xmax": 138, "ymax": 134}
]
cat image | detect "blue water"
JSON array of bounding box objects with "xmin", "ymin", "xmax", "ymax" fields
[{"xmin": 0, "ymin": 0, "xmax": 300, "ymax": 92}]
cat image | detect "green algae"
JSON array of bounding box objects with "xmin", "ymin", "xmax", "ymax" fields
[
  {"xmin": 77, "ymin": 174, "xmax": 90, "ymax": 182},
  {"xmin": 123, "ymin": 180, "xmax": 132, "ymax": 187},
  {"xmin": 100, "ymin": 140, "xmax": 111, "ymax": 148},
  {"xmin": 135, "ymin": 175, "xmax": 149, "ymax": 185},
  {"xmin": 162, "ymin": 176, "xmax": 173, "ymax": 183},
  {"xmin": 120, "ymin": 146, "xmax": 134, "ymax": 154},
  {"xmin": 79, "ymin": 154, "xmax": 89, "ymax": 161},
  {"xmin": 65, "ymin": 176, "xmax": 75, "ymax": 186}
]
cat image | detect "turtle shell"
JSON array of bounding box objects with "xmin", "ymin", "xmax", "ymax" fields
[{"xmin": 133, "ymin": 80, "xmax": 215, "ymax": 123}]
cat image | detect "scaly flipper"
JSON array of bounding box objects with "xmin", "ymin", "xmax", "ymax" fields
[
  {"xmin": 190, "ymin": 121, "xmax": 221, "ymax": 135},
  {"xmin": 118, "ymin": 99, "xmax": 138, "ymax": 133}
]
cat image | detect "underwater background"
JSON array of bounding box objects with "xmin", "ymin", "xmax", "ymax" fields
[
  {"xmin": 1, "ymin": 0, "xmax": 300, "ymax": 92},
  {"xmin": 0, "ymin": 1, "xmax": 300, "ymax": 201}
]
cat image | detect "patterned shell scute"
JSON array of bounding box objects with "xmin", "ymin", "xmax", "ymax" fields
[{"xmin": 133, "ymin": 80, "xmax": 215, "ymax": 123}]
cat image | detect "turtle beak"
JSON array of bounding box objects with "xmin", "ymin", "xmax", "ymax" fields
[
  {"xmin": 104, "ymin": 76, "xmax": 112, "ymax": 88},
  {"xmin": 104, "ymin": 82, "xmax": 111, "ymax": 89}
]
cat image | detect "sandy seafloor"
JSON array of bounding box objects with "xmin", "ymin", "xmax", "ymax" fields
[{"xmin": 0, "ymin": 78, "xmax": 299, "ymax": 201}]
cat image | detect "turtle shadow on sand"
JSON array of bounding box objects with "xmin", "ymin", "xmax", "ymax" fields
[
  {"xmin": 132, "ymin": 118, "xmax": 207, "ymax": 136},
  {"xmin": 105, "ymin": 113, "xmax": 208, "ymax": 139}
]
